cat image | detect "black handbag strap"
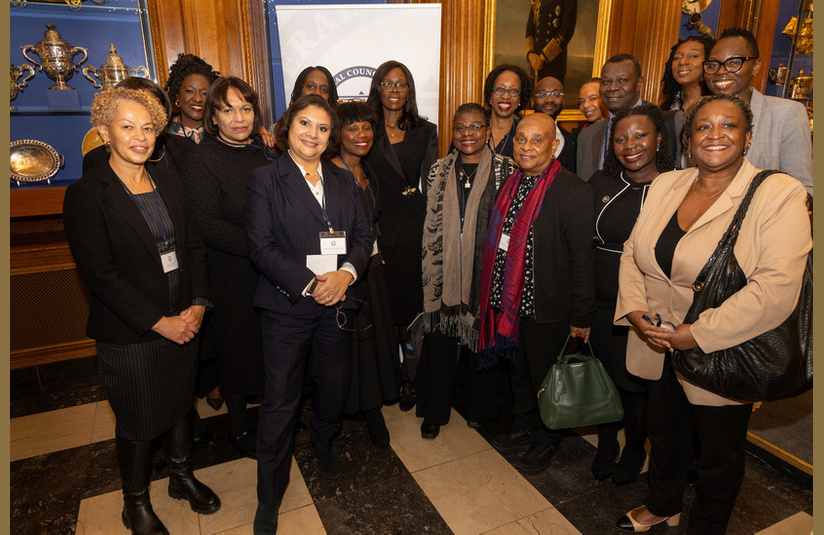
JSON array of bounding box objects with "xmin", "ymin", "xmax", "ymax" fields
[{"xmin": 691, "ymin": 169, "xmax": 781, "ymax": 291}]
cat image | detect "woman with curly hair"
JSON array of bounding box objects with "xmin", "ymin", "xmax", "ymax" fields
[
  {"xmin": 364, "ymin": 60, "xmax": 438, "ymax": 411},
  {"xmin": 483, "ymin": 64, "xmax": 531, "ymax": 159},
  {"xmin": 63, "ymin": 88, "xmax": 220, "ymax": 534},
  {"xmin": 164, "ymin": 53, "xmax": 220, "ymax": 143}
]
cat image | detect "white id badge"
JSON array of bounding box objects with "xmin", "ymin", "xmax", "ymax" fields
[
  {"xmin": 160, "ymin": 249, "xmax": 179, "ymax": 273},
  {"xmin": 320, "ymin": 231, "xmax": 347, "ymax": 255},
  {"xmin": 499, "ymin": 233, "xmax": 510, "ymax": 252},
  {"xmin": 306, "ymin": 254, "xmax": 338, "ymax": 275}
]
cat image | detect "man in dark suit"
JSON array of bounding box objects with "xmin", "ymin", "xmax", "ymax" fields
[
  {"xmin": 483, "ymin": 112, "xmax": 595, "ymax": 475},
  {"xmin": 576, "ymin": 54, "xmax": 645, "ymax": 181},
  {"xmin": 531, "ymin": 75, "xmax": 576, "ymax": 173}
]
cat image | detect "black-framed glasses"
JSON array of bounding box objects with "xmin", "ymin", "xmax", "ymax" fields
[
  {"xmin": 702, "ymin": 56, "xmax": 759, "ymax": 75},
  {"xmin": 534, "ymin": 90, "xmax": 564, "ymax": 99},
  {"xmin": 452, "ymin": 123, "xmax": 487, "ymax": 134},
  {"xmin": 492, "ymin": 86, "xmax": 522, "ymax": 97},
  {"xmin": 380, "ymin": 81, "xmax": 409, "ymax": 92}
]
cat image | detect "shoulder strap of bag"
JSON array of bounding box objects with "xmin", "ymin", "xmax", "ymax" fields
[{"xmin": 691, "ymin": 169, "xmax": 781, "ymax": 289}]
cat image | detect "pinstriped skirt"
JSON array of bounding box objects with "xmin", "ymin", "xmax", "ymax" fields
[{"xmin": 97, "ymin": 337, "xmax": 198, "ymax": 441}]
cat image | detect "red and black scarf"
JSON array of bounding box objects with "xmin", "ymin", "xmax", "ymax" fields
[{"xmin": 478, "ymin": 159, "xmax": 561, "ymax": 367}]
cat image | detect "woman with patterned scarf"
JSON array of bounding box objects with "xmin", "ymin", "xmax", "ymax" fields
[{"xmin": 417, "ymin": 103, "xmax": 517, "ymax": 440}]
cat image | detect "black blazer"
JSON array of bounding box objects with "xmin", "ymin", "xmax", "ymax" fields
[
  {"xmin": 365, "ymin": 120, "xmax": 438, "ymax": 248},
  {"xmin": 529, "ymin": 167, "xmax": 596, "ymax": 327},
  {"xmin": 63, "ymin": 161, "xmax": 209, "ymax": 344},
  {"xmin": 557, "ymin": 123, "xmax": 577, "ymax": 174},
  {"xmin": 246, "ymin": 154, "xmax": 372, "ymax": 314}
]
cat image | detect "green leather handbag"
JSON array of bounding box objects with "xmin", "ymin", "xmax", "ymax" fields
[{"xmin": 537, "ymin": 335, "xmax": 624, "ymax": 429}]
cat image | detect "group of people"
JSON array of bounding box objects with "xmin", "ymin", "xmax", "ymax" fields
[{"xmin": 62, "ymin": 25, "xmax": 811, "ymax": 535}]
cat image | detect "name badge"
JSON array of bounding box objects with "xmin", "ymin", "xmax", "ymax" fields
[
  {"xmin": 499, "ymin": 233, "xmax": 510, "ymax": 252},
  {"xmin": 160, "ymin": 249, "xmax": 179, "ymax": 273},
  {"xmin": 320, "ymin": 230, "xmax": 347, "ymax": 255},
  {"xmin": 306, "ymin": 254, "xmax": 337, "ymax": 275}
]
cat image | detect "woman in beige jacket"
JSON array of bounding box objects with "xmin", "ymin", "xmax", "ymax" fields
[{"xmin": 613, "ymin": 94, "xmax": 810, "ymax": 533}]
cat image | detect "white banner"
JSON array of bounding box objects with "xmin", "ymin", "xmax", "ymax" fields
[{"xmin": 275, "ymin": 4, "xmax": 442, "ymax": 128}]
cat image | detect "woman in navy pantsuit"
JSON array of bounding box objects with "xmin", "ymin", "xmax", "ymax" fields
[{"xmin": 246, "ymin": 95, "xmax": 371, "ymax": 534}]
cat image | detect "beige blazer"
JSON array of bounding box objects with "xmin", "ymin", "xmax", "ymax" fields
[{"xmin": 615, "ymin": 160, "xmax": 810, "ymax": 406}]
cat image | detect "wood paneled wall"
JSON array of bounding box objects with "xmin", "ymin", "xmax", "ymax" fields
[{"xmin": 147, "ymin": 0, "xmax": 255, "ymax": 90}]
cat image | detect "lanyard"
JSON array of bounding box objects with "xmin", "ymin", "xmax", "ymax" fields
[
  {"xmin": 317, "ymin": 174, "xmax": 334, "ymax": 232},
  {"xmin": 341, "ymin": 158, "xmax": 376, "ymax": 225},
  {"xmin": 118, "ymin": 173, "xmax": 170, "ymax": 248}
]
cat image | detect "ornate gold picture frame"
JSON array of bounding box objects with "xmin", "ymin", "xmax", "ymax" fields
[{"xmin": 484, "ymin": 0, "xmax": 614, "ymax": 122}]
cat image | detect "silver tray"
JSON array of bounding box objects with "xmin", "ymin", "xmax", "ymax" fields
[{"xmin": 10, "ymin": 139, "xmax": 64, "ymax": 183}]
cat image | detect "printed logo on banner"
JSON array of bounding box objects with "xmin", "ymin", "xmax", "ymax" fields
[{"xmin": 334, "ymin": 66, "xmax": 376, "ymax": 101}]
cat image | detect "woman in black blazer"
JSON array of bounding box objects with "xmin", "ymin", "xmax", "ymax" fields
[
  {"xmin": 365, "ymin": 60, "xmax": 438, "ymax": 409},
  {"xmin": 63, "ymin": 88, "xmax": 219, "ymax": 535},
  {"xmin": 246, "ymin": 95, "xmax": 371, "ymax": 533}
]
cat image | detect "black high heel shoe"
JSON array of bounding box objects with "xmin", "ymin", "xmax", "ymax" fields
[
  {"xmin": 617, "ymin": 506, "xmax": 680, "ymax": 532},
  {"xmin": 612, "ymin": 448, "xmax": 647, "ymax": 486}
]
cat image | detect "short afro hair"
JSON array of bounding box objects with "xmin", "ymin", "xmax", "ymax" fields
[
  {"xmin": 682, "ymin": 93, "xmax": 753, "ymax": 149},
  {"xmin": 164, "ymin": 53, "xmax": 219, "ymax": 105},
  {"xmin": 603, "ymin": 53, "xmax": 643, "ymax": 79},
  {"xmin": 717, "ymin": 27, "xmax": 760, "ymax": 57},
  {"xmin": 603, "ymin": 104, "xmax": 674, "ymax": 176}
]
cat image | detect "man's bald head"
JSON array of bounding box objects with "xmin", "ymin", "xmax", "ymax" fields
[{"xmin": 532, "ymin": 76, "xmax": 565, "ymax": 118}]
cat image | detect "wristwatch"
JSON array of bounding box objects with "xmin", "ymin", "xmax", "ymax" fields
[{"xmin": 307, "ymin": 278, "xmax": 319, "ymax": 295}]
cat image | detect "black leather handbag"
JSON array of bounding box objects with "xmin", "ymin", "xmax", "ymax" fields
[{"xmin": 671, "ymin": 170, "xmax": 813, "ymax": 402}]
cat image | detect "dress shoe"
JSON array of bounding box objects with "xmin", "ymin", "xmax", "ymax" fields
[
  {"xmin": 399, "ymin": 379, "xmax": 417, "ymax": 412},
  {"xmin": 516, "ymin": 441, "xmax": 559, "ymax": 475},
  {"xmin": 192, "ymin": 429, "xmax": 216, "ymax": 447},
  {"xmin": 491, "ymin": 428, "xmax": 534, "ymax": 454},
  {"xmin": 253, "ymin": 502, "xmax": 278, "ymax": 535},
  {"xmin": 364, "ymin": 408, "xmax": 390, "ymax": 448},
  {"xmin": 612, "ymin": 449, "xmax": 647, "ymax": 486},
  {"xmin": 295, "ymin": 419, "xmax": 308, "ymax": 432},
  {"xmin": 466, "ymin": 419, "xmax": 484, "ymax": 429},
  {"xmin": 617, "ymin": 505, "xmax": 680, "ymax": 532},
  {"xmin": 230, "ymin": 430, "xmax": 257, "ymax": 459},
  {"xmin": 420, "ymin": 422, "xmax": 440, "ymax": 440},
  {"xmin": 315, "ymin": 446, "xmax": 342, "ymax": 480}
]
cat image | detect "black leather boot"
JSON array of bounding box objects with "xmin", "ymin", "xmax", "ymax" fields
[
  {"xmin": 116, "ymin": 436, "xmax": 168, "ymax": 535},
  {"xmin": 165, "ymin": 416, "xmax": 221, "ymax": 514}
]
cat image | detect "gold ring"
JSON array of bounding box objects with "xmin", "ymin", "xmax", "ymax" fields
[{"xmin": 327, "ymin": 296, "xmax": 331, "ymax": 302}]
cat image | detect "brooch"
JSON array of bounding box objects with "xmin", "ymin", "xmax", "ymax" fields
[{"xmin": 402, "ymin": 186, "xmax": 417, "ymax": 197}]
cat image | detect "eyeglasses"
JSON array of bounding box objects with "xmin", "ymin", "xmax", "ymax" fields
[
  {"xmin": 452, "ymin": 123, "xmax": 487, "ymax": 134},
  {"xmin": 335, "ymin": 299, "xmax": 373, "ymax": 333},
  {"xmin": 534, "ymin": 90, "xmax": 564, "ymax": 99},
  {"xmin": 702, "ymin": 56, "xmax": 759, "ymax": 75},
  {"xmin": 492, "ymin": 86, "xmax": 522, "ymax": 97},
  {"xmin": 380, "ymin": 81, "xmax": 409, "ymax": 92}
]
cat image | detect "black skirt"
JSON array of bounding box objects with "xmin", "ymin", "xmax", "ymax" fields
[
  {"xmin": 97, "ymin": 337, "xmax": 199, "ymax": 441},
  {"xmin": 345, "ymin": 256, "xmax": 402, "ymax": 413}
]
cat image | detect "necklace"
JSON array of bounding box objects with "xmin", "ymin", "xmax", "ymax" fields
[
  {"xmin": 691, "ymin": 177, "xmax": 725, "ymax": 200},
  {"xmin": 460, "ymin": 166, "xmax": 478, "ymax": 188}
]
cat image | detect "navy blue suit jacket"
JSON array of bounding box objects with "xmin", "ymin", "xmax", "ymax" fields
[{"xmin": 246, "ymin": 153, "xmax": 371, "ymax": 314}]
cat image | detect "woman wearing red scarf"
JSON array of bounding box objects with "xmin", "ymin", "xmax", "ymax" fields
[{"xmin": 479, "ymin": 112, "xmax": 595, "ymax": 475}]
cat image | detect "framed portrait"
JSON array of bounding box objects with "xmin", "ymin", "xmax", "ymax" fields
[{"xmin": 484, "ymin": 0, "xmax": 614, "ymax": 122}]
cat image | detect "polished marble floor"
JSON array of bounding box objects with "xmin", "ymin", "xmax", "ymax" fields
[{"xmin": 10, "ymin": 357, "xmax": 813, "ymax": 534}]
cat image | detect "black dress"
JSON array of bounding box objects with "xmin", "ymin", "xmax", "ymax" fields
[
  {"xmin": 344, "ymin": 164, "xmax": 402, "ymax": 413},
  {"xmin": 589, "ymin": 170, "xmax": 649, "ymax": 393},
  {"xmin": 365, "ymin": 120, "xmax": 437, "ymax": 324},
  {"xmin": 181, "ymin": 135, "xmax": 276, "ymax": 395}
]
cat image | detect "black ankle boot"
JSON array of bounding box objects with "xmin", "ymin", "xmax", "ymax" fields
[
  {"xmin": 165, "ymin": 416, "xmax": 221, "ymax": 514},
  {"xmin": 364, "ymin": 407, "xmax": 390, "ymax": 448},
  {"xmin": 592, "ymin": 422, "xmax": 621, "ymax": 480},
  {"xmin": 116, "ymin": 436, "xmax": 168, "ymax": 535}
]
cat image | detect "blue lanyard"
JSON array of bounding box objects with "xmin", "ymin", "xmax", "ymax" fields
[
  {"xmin": 117, "ymin": 173, "xmax": 170, "ymax": 247},
  {"xmin": 341, "ymin": 158, "xmax": 376, "ymax": 225}
]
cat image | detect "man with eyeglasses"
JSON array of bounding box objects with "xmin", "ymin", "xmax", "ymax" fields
[
  {"xmin": 705, "ymin": 27, "xmax": 813, "ymax": 197},
  {"xmin": 531, "ymin": 76, "xmax": 576, "ymax": 173}
]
